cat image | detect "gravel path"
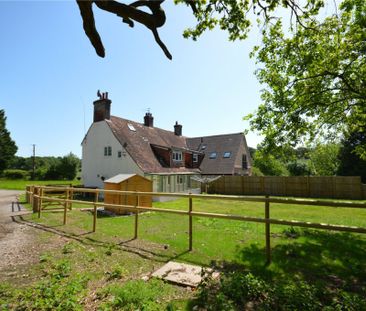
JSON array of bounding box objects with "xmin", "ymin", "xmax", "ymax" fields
[{"xmin": 0, "ymin": 190, "xmax": 35, "ymax": 276}]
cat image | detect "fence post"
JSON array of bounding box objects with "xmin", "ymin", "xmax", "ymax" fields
[
  {"xmin": 93, "ymin": 190, "xmax": 98, "ymax": 232},
  {"xmin": 30, "ymin": 186, "xmax": 36, "ymax": 212},
  {"xmin": 25, "ymin": 186, "xmax": 30, "ymax": 203},
  {"xmin": 265, "ymin": 195, "xmax": 271, "ymax": 264},
  {"xmin": 69, "ymin": 188, "xmax": 74, "ymax": 210},
  {"xmin": 134, "ymin": 192, "xmax": 139, "ymax": 239},
  {"xmin": 38, "ymin": 187, "xmax": 44, "ymax": 218},
  {"xmin": 189, "ymin": 193, "xmax": 193, "ymax": 251},
  {"xmin": 65, "ymin": 188, "xmax": 70, "ymax": 210},
  {"xmin": 63, "ymin": 193, "xmax": 68, "ymax": 225}
]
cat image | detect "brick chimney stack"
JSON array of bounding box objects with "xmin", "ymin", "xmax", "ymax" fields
[
  {"xmin": 93, "ymin": 91, "xmax": 111, "ymax": 122},
  {"xmin": 144, "ymin": 112, "xmax": 154, "ymax": 127},
  {"xmin": 174, "ymin": 121, "xmax": 182, "ymax": 136}
]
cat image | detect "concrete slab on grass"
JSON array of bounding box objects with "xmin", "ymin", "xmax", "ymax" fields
[{"xmin": 151, "ymin": 261, "xmax": 219, "ymax": 287}]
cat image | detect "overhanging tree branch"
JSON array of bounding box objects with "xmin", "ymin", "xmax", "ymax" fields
[{"xmin": 77, "ymin": 0, "xmax": 178, "ymax": 59}]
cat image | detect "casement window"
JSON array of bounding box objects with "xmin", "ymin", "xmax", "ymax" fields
[
  {"xmin": 223, "ymin": 152, "xmax": 231, "ymax": 158},
  {"xmin": 172, "ymin": 150, "xmax": 183, "ymax": 161},
  {"xmin": 193, "ymin": 153, "xmax": 198, "ymax": 163},
  {"xmin": 118, "ymin": 151, "xmax": 122, "ymax": 158},
  {"xmin": 104, "ymin": 146, "xmax": 112, "ymax": 156},
  {"xmin": 242, "ymin": 154, "xmax": 248, "ymax": 169},
  {"xmin": 209, "ymin": 152, "xmax": 217, "ymax": 159}
]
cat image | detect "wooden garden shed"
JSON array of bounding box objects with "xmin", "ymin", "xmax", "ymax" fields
[{"xmin": 104, "ymin": 174, "xmax": 152, "ymax": 214}]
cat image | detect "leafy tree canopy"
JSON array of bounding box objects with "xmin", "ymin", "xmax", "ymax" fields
[
  {"xmin": 9, "ymin": 154, "xmax": 80, "ymax": 181},
  {"xmin": 246, "ymin": 0, "xmax": 366, "ymax": 158},
  {"xmin": 0, "ymin": 110, "xmax": 17, "ymax": 173},
  {"xmin": 78, "ymin": 0, "xmax": 325, "ymax": 59},
  {"xmin": 338, "ymin": 129, "xmax": 366, "ymax": 182},
  {"xmin": 308, "ymin": 142, "xmax": 340, "ymax": 176},
  {"xmin": 253, "ymin": 148, "xmax": 289, "ymax": 176}
]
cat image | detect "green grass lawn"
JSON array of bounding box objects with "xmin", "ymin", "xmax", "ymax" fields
[
  {"xmin": 0, "ymin": 178, "xmax": 80, "ymax": 190},
  {"xmin": 2, "ymin": 195, "xmax": 366, "ymax": 310}
]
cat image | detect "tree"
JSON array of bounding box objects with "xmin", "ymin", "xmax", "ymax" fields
[
  {"xmin": 286, "ymin": 160, "xmax": 311, "ymax": 176},
  {"xmin": 253, "ymin": 149, "xmax": 289, "ymax": 176},
  {"xmin": 77, "ymin": 0, "xmax": 324, "ymax": 59},
  {"xmin": 338, "ymin": 130, "xmax": 366, "ymax": 182},
  {"xmin": 44, "ymin": 154, "xmax": 80, "ymax": 180},
  {"xmin": 58, "ymin": 153, "xmax": 80, "ymax": 180},
  {"xmin": 308, "ymin": 143, "xmax": 340, "ymax": 176},
  {"xmin": 0, "ymin": 110, "xmax": 17, "ymax": 174},
  {"xmin": 246, "ymin": 0, "xmax": 366, "ymax": 158}
]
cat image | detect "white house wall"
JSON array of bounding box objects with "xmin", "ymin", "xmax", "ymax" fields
[{"xmin": 82, "ymin": 121, "xmax": 143, "ymax": 189}]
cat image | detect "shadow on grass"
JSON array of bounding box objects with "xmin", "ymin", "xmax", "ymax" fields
[
  {"xmin": 236, "ymin": 229, "xmax": 366, "ymax": 292},
  {"xmin": 11, "ymin": 214, "xmax": 191, "ymax": 266}
]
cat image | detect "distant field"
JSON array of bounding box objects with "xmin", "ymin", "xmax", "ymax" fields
[{"xmin": 0, "ymin": 179, "xmax": 81, "ymax": 190}]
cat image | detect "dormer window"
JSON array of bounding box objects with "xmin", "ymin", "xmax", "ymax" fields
[
  {"xmin": 193, "ymin": 153, "xmax": 198, "ymax": 163},
  {"xmin": 209, "ymin": 152, "xmax": 217, "ymax": 159},
  {"xmin": 172, "ymin": 151, "xmax": 183, "ymax": 161}
]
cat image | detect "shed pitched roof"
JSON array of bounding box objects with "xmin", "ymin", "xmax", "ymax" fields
[{"xmin": 104, "ymin": 174, "xmax": 136, "ymax": 183}]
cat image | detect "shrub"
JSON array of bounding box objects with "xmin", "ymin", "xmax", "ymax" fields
[
  {"xmin": 15, "ymin": 260, "xmax": 88, "ymax": 310},
  {"xmin": 102, "ymin": 279, "xmax": 172, "ymax": 310},
  {"xmin": 3, "ymin": 169, "xmax": 29, "ymax": 179},
  {"xmin": 195, "ymin": 271, "xmax": 273, "ymax": 310}
]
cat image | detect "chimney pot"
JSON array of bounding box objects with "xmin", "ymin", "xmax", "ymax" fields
[
  {"xmin": 93, "ymin": 96, "xmax": 111, "ymax": 122},
  {"xmin": 144, "ymin": 112, "xmax": 154, "ymax": 127},
  {"xmin": 174, "ymin": 121, "xmax": 182, "ymax": 136}
]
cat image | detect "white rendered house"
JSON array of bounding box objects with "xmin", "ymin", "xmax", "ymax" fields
[{"xmin": 81, "ymin": 93, "xmax": 252, "ymax": 193}]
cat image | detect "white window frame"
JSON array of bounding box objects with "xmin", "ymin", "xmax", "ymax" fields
[
  {"xmin": 172, "ymin": 150, "xmax": 183, "ymax": 162},
  {"xmin": 193, "ymin": 153, "xmax": 198, "ymax": 163}
]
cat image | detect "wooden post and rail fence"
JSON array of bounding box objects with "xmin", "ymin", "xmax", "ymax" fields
[{"xmin": 26, "ymin": 185, "xmax": 366, "ymax": 264}]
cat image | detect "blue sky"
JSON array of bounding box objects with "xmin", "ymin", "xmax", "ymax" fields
[{"xmin": 0, "ymin": 1, "xmax": 263, "ymax": 158}]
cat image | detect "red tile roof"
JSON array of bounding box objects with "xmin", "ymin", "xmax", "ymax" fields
[
  {"xmin": 107, "ymin": 116, "xmax": 200, "ymax": 174},
  {"xmin": 106, "ymin": 116, "xmax": 251, "ymax": 175}
]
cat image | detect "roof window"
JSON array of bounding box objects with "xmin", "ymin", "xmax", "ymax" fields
[
  {"xmin": 223, "ymin": 152, "xmax": 231, "ymax": 158},
  {"xmin": 127, "ymin": 123, "xmax": 136, "ymax": 132},
  {"xmin": 209, "ymin": 152, "xmax": 217, "ymax": 159}
]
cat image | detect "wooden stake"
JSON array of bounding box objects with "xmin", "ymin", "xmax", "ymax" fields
[
  {"xmin": 189, "ymin": 194, "xmax": 193, "ymax": 251},
  {"xmin": 93, "ymin": 190, "xmax": 98, "ymax": 232},
  {"xmin": 63, "ymin": 197, "xmax": 67, "ymax": 225},
  {"xmin": 69, "ymin": 188, "xmax": 74, "ymax": 210},
  {"xmin": 134, "ymin": 194, "xmax": 140, "ymax": 239},
  {"xmin": 38, "ymin": 187, "xmax": 43, "ymax": 218},
  {"xmin": 265, "ymin": 195, "xmax": 271, "ymax": 265}
]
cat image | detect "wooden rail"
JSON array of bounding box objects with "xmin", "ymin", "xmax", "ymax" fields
[{"xmin": 25, "ymin": 185, "xmax": 366, "ymax": 264}]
